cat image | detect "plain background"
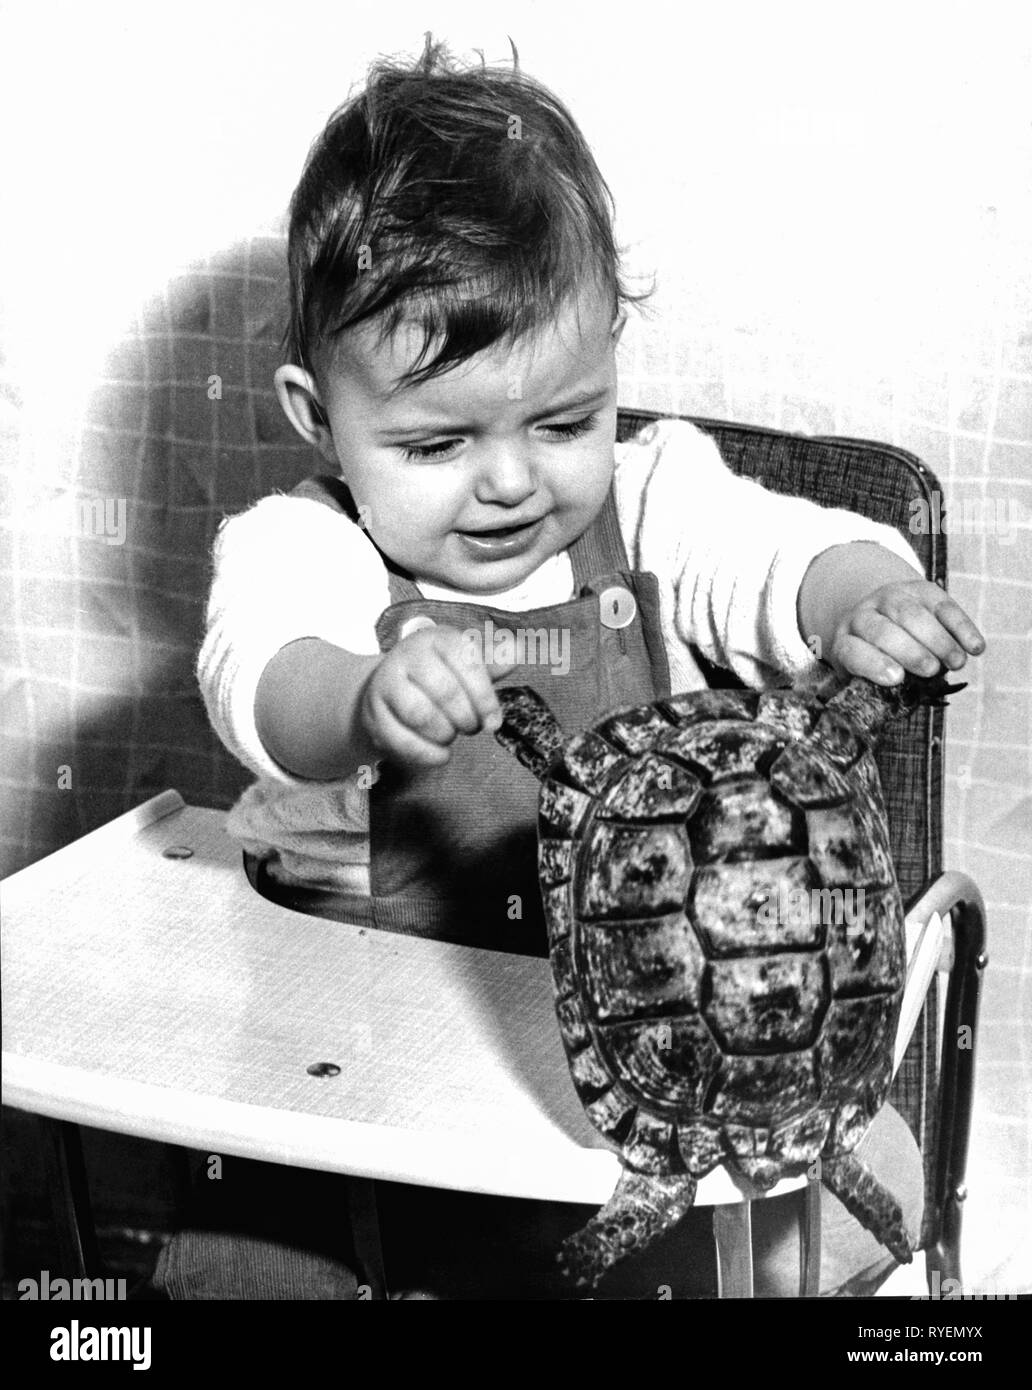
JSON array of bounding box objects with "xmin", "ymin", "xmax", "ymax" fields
[{"xmin": 1, "ymin": 0, "xmax": 1029, "ymax": 1294}]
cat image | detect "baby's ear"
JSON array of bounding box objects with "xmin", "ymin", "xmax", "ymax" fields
[{"xmin": 274, "ymin": 365, "xmax": 338, "ymax": 465}]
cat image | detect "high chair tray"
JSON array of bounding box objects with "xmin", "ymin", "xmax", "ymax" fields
[{"xmin": 1, "ymin": 792, "xmax": 942, "ymax": 1207}]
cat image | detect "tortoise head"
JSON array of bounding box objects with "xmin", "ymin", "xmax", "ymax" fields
[
  {"xmin": 827, "ymin": 668, "xmax": 967, "ymax": 747},
  {"xmin": 494, "ymin": 686, "xmax": 566, "ymax": 783}
]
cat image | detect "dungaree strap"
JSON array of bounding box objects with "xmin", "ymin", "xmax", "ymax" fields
[
  {"xmin": 386, "ymin": 569, "xmax": 423, "ymax": 604},
  {"xmin": 568, "ymin": 488, "xmax": 630, "ymax": 587},
  {"xmin": 292, "ymin": 474, "xmax": 357, "ymax": 517}
]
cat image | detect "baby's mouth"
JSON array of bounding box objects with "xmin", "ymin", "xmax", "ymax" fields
[
  {"xmin": 458, "ymin": 515, "xmax": 546, "ymax": 557},
  {"xmin": 467, "ymin": 521, "xmax": 529, "ymax": 538}
]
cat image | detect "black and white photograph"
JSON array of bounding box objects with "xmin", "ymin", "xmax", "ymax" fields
[{"xmin": 1, "ymin": 0, "xmax": 1028, "ymax": 1354}]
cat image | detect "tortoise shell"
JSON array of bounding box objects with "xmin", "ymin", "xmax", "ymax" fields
[
  {"xmin": 540, "ymin": 685, "xmax": 902, "ymax": 1185},
  {"xmin": 495, "ymin": 674, "xmax": 960, "ymax": 1287}
]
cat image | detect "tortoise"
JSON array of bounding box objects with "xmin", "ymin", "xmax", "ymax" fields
[{"xmin": 494, "ymin": 671, "xmax": 962, "ymax": 1290}]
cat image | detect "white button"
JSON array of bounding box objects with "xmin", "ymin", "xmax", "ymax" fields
[
  {"xmin": 599, "ymin": 586, "xmax": 637, "ymax": 629},
  {"xmin": 399, "ymin": 615, "xmax": 438, "ymax": 640}
]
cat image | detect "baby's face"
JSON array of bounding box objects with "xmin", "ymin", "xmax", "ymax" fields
[{"xmin": 318, "ymin": 283, "xmax": 621, "ymax": 594}]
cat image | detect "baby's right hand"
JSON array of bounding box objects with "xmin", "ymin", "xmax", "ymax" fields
[{"xmin": 360, "ymin": 624, "xmax": 513, "ymax": 768}]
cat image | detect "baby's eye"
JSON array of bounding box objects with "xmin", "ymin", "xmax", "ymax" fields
[
  {"xmin": 541, "ymin": 412, "xmax": 599, "ymax": 441},
  {"xmin": 400, "ymin": 438, "xmax": 462, "ymax": 463},
  {"xmin": 398, "ymin": 412, "xmax": 600, "ymax": 461}
]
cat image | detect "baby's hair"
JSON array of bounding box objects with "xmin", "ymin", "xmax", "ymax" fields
[{"xmin": 284, "ymin": 34, "xmax": 646, "ymax": 391}]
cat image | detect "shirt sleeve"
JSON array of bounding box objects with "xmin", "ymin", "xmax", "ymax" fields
[
  {"xmin": 196, "ymin": 493, "xmax": 392, "ymax": 784},
  {"xmin": 614, "ymin": 419, "xmax": 925, "ymax": 689}
]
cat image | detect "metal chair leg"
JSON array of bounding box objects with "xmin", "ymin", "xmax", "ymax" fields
[
  {"xmin": 345, "ymin": 1176, "xmax": 388, "ymax": 1299},
  {"xmin": 713, "ymin": 1202, "xmax": 754, "ymax": 1297},
  {"xmin": 166, "ymin": 1144, "xmax": 195, "ymax": 1211},
  {"xmin": 924, "ymin": 876, "xmax": 987, "ymax": 1291},
  {"xmin": 37, "ymin": 1117, "xmax": 102, "ymax": 1278},
  {"xmin": 798, "ymin": 1177, "xmax": 822, "ymax": 1296},
  {"xmin": 714, "ymin": 1183, "xmax": 822, "ymax": 1298}
]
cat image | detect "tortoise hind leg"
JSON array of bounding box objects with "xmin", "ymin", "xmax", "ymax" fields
[
  {"xmin": 821, "ymin": 1154, "xmax": 913, "ymax": 1266},
  {"xmin": 559, "ymin": 1170, "xmax": 698, "ymax": 1289}
]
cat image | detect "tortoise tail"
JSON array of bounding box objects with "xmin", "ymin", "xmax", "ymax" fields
[
  {"xmin": 494, "ymin": 686, "xmax": 565, "ymax": 783},
  {"xmin": 559, "ymin": 1170, "xmax": 698, "ymax": 1290},
  {"xmin": 821, "ymin": 1154, "xmax": 913, "ymax": 1266}
]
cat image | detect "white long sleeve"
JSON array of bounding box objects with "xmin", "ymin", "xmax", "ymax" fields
[
  {"xmin": 197, "ymin": 496, "xmax": 392, "ymax": 889},
  {"xmin": 198, "ymin": 495, "xmax": 390, "ymax": 784},
  {"xmin": 613, "ymin": 419, "xmax": 923, "ymax": 692}
]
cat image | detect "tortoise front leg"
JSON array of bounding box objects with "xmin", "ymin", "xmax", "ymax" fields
[
  {"xmin": 821, "ymin": 1154, "xmax": 913, "ymax": 1266},
  {"xmin": 559, "ymin": 1170, "xmax": 698, "ymax": 1289}
]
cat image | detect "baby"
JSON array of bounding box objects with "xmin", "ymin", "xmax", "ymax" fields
[{"xmin": 157, "ymin": 39, "xmax": 984, "ymax": 1300}]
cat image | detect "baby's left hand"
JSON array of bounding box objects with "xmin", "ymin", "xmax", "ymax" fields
[{"xmin": 827, "ymin": 579, "xmax": 985, "ymax": 686}]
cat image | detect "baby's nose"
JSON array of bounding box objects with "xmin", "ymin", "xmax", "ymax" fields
[{"xmin": 475, "ymin": 447, "xmax": 535, "ymax": 505}]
